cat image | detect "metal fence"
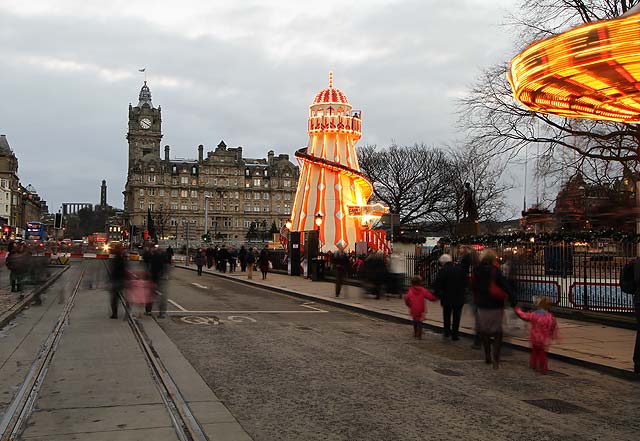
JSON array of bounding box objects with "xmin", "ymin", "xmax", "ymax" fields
[{"xmin": 272, "ymin": 240, "xmax": 636, "ymax": 314}]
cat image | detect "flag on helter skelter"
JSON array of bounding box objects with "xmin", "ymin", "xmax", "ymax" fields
[{"xmin": 138, "ymin": 68, "xmax": 146, "ymax": 72}]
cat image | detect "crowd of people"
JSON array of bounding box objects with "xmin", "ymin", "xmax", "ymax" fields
[{"xmin": 192, "ymin": 245, "xmax": 271, "ymax": 280}]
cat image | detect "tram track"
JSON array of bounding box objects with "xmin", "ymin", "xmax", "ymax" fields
[
  {"xmin": 0, "ymin": 263, "xmax": 86, "ymax": 441},
  {"xmin": 107, "ymin": 261, "xmax": 209, "ymax": 441}
]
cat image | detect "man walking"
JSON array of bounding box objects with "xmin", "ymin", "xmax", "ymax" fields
[{"xmin": 433, "ymin": 254, "xmax": 467, "ymax": 340}]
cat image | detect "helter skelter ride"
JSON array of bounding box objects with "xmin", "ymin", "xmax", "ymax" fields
[
  {"xmin": 508, "ymin": 5, "xmax": 640, "ymax": 123},
  {"xmin": 288, "ymin": 73, "xmax": 389, "ymax": 253}
]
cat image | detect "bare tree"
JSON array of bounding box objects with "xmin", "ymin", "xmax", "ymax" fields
[
  {"xmin": 358, "ymin": 144, "xmax": 451, "ymax": 225},
  {"xmin": 460, "ymin": 0, "xmax": 640, "ymax": 184}
]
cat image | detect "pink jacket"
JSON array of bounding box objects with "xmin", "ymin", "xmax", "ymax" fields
[
  {"xmin": 404, "ymin": 286, "xmax": 438, "ymax": 321},
  {"xmin": 514, "ymin": 307, "xmax": 558, "ymax": 349}
]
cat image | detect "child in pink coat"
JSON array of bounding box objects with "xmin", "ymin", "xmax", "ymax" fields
[
  {"xmin": 515, "ymin": 297, "xmax": 558, "ymax": 374},
  {"xmin": 404, "ymin": 276, "xmax": 439, "ymax": 339}
]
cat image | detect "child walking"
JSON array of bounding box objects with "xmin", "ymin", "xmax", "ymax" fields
[
  {"xmin": 514, "ymin": 297, "xmax": 558, "ymax": 374},
  {"xmin": 404, "ymin": 276, "xmax": 439, "ymax": 339}
]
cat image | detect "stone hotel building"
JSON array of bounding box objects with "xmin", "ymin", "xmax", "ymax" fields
[{"xmin": 123, "ymin": 82, "xmax": 299, "ymax": 244}]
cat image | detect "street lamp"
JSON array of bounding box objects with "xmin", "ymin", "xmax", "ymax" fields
[
  {"xmin": 204, "ymin": 194, "xmax": 211, "ymax": 238},
  {"xmin": 285, "ymin": 219, "xmax": 292, "ymax": 230},
  {"xmin": 314, "ymin": 212, "xmax": 323, "ymax": 230}
]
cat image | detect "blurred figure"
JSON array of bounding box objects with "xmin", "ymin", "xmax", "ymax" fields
[
  {"xmin": 229, "ymin": 248, "xmax": 238, "ymax": 272},
  {"xmin": 333, "ymin": 245, "xmax": 349, "ymax": 298},
  {"xmin": 404, "ymin": 276, "xmax": 438, "ymax": 339},
  {"xmin": 515, "ymin": 297, "xmax": 558, "ymax": 374},
  {"xmin": 219, "ymin": 245, "xmax": 230, "ymax": 273},
  {"xmin": 194, "ymin": 248, "xmax": 206, "ymax": 276},
  {"xmin": 360, "ymin": 252, "xmax": 387, "ymax": 299},
  {"xmin": 109, "ymin": 245, "xmax": 127, "ymax": 319},
  {"xmin": 148, "ymin": 247, "xmax": 167, "ymax": 317},
  {"xmin": 471, "ymin": 249, "xmax": 515, "ymax": 369},
  {"xmin": 206, "ymin": 245, "xmax": 215, "ymax": 269},
  {"xmin": 433, "ymin": 254, "xmax": 467, "ymax": 341},
  {"xmin": 165, "ymin": 245, "xmax": 174, "ymax": 266},
  {"xmin": 238, "ymin": 245, "xmax": 248, "ymax": 272},
  {"xmin": 6, "ymin": 242, "xmax": 26, "ymax": 295},
  {"xmin": 247, "ymin": 247, "xmax": 256, "ymax": 279},
  {"xmin": 258, "ymin": 246, "xmax": 270, "ymax": 280}
]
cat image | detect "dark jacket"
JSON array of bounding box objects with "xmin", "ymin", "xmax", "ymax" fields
[
  {"xmin": 258, "ymin": 249, "xmax": 270, "ymax": 271},
  {"xmin": 110, "ymin": 252, "xmax": 127, "ymax": 291},
  {"xmin": 433, "ymin": 262, "xmax": 467, "ymax": 306},
  {"xmin": 471, "ymin": 263, "xmax": 515, "ymax": 309}
]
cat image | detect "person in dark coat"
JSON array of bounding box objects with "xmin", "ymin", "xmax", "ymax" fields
[
  {"xmin": 206, "ymin": 246, "xmax": 215, "ymax": 269},
  {"xmin": 333, "ymin": 246, "xmax": 349, "ymax": 298},
  {"xmin": 109, "ymin": 245, "xmax": 128, "ymax": 319},
  {"xmin": 238, "ymin": 245, "xmax": 248, "ymax": 272},
  {"xmin": 194, "ymin": 249, "xmax": 206, "ymax": 276},
  {"xmin": 6, "ymin": 242, "xmax": 27, "ymax": 295},
  {"xmin": 218, "ymin": 245, "xmax": 230, "ymax": 273},
  {"xmin": 471, "ymin": 249, "xmax": 516, "ymax": 369},
  {"xmin": 165, "ymin": 246, "xmax": 174, "ymax": 265},
  {"xmin": 360, "ymin": 252, "xmax": 387, "ymax": 299},
  {"xmin": 247, "ymin": 247, "xmax": 256, "ymax": 279},
  {"xmin": 433, "ymin": 254, "xmax": 467, "ymax": 340},
  {"xmin": 258, "ymin": 246, "xmax": 270, "ymax": 280}
]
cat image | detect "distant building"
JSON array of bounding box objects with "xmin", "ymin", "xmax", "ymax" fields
[
  {"xmin": 61, "ymin": 203, "xmax": 93, "ymax": 216},
  {"xmin": 122, "ymin": 82, "xmax": 299, "ymax": 244}
]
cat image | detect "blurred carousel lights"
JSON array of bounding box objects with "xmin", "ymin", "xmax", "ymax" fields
[{"xmin": 508, "ymin": 6, "xmax": 640, "ymax": 123}]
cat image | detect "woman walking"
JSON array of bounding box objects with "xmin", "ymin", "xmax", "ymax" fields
[
  {"xmin": 258, "ymin": 246, "xmax": 270, "ymax": 280},
  {"xmin": 471, "ymin": 249, "xmax": 515, "ymax": 369},
  {"xmin": 194, "ymin": 248, "xmax": 206, "ymax": 276}
]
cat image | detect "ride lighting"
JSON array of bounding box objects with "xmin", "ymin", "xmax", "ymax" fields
[{"xmin": 508, "ymin": 8, "xmax": 640, "ymax": 123}]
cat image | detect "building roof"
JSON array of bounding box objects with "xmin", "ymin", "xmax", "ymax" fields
[
  {"xmin": 0, "ymin": 134, "xmax": 13, "ymax": 156},
  {"xmin": 312, "ymin": 72, "xmax": 349, "ymax": 105},
  {"xmin": 138, "ymin": 81, "xmax": 153, "ymax": 107}
]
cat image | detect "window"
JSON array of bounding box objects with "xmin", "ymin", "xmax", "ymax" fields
[
  {"xmin": 139, "ymin": 189, "xmax": 144, "ymax": 196},
  {"xmin": 181, "ymin": 203, "xmax": 188, "ymax": 211},
  {"xmin": 232, "ymin": 179, "xmax": 238, "ymax": 187},
  {"xmin": 191, "ymin": 178, "xmax": 197, "ymax": 185},
  {"xmin": 190, "ymin": 190, "xmax": 197, "ymax": 198},
  {"xmin": 171, "ymin": 189, "xmax": 178, "ymax": 197},
  {"xmin": 181, "ymin": 190, "xmax": 188, "ymax": 198},
  {"xmin": 139, "ymin": 201, "xmax": 144, "ymax": 209},
  {"xmin": 254, "ymin": 192, "xmax": 261, "ymax": 200},
  {"xmin": 181, "ymin": 176, "xmax": 188, "ymax": 184},
  {"xmin": 192, "ymin": 204, "xmax": 198, "ymax": 211},
  {"xmin": 159, "ymin": 189, "xmax": 165, "ymax": 197},
  {"xmin": 148, "ymin": 175, "xmax": 156, "ymax": 183},
  {"xmin": 172, "ymin": 178, "xmax": 178, "ymax": 185},
  {"xmin": 245, "ymin": 193, "xmax": 251, "ymax": 200},
  {"xmin": 263, "ymin": 206, "xmax": 270, "ymax": 212},
  {"xmin": 234, "ymin": 205, "xmax": 239, "ymax": 211},
  {"xmin": 245, "ymin": 220, "xmax": 252, "ymax": 228},
  {"xmin": 172, "ymin": 165, "xmax": 178, "ymax": 174},
  {"xmin": 245, "ymin": 169, "xmax": 250, "ymax": 176},
  {"xmin": 149, "ymin": 188, "xmax": 155, "ymax": 196},
  {"xmin": 171, "ymin": 202, "xmax": 178, "ymax": 210},
  {"xmin": 275, "ymin": 194, "xmax": 281, "ymax": 201},
  {"xmin": 284, "ymin": 193, "xmax": 291, "ymax": 201},
  {"xmin": 253, "ymin": 205, "xmax": 260, "ymax": 212},
  {"xmin": 170, "ymin": 218, "xmax": 177, "ymax": 226},
  {"xmin": 1, "ymin": 179, "xmax": 7, "ymax": 189},
  {"xmin": 191, "ymin": 166, "xmax": 198, "ymax": 175},
  {"xmin": 263, "ymin": 169, "xmax": 268, "ymax": 177},
  {"xmin": 159, "ymin": 203, "xmax": 164, "ymax": 210},
  {"xmin": 263, "ymin": 193, "xmax": 269, "ymax": 200},
  {"xmin": 225, "ymin": 178, "xmax": 230, "ymax": 187},
  {"xmin": 283, "ymin": 179, "xmax": 291, "ymax": 188},
  {"xmin": 149, "ymin": 202, "xmax": 155, "ymax": 211},
  {"xmin": 253, "ymin": 178, "xmax": 261, "ymax": 187},
  {"xmin": 284, "ymin": 203, "xmax": 291, "ymax": 214},
  {"xmin": 244, "ymin": 203, "xmax": 251, "ymax": 211}
]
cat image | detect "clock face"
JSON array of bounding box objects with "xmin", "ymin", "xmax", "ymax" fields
[{"xmin": 139, "ymin": 118, "xmax": 152, "ymax": 129}]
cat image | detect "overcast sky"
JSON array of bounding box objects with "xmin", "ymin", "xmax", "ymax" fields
[{"xmin": 0, "ymin": 0, "xmax": 515, "ymax": 212}]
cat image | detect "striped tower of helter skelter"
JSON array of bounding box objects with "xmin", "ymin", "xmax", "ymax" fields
[{"xmin": 290, "ymin": 73, "xmax": 372, "ymax": 252}]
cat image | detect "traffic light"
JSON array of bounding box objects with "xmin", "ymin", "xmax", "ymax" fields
[
  {"xmin": 2, "ymin": 225, "xmax": 10, "ymax": 237},
  {"xmin": 54, "ymin": 213, "xmax": 63, "ymax": 229},
  {"xmin": 202, "ymin": 233, "xmax": 211, "ymax": 242}
]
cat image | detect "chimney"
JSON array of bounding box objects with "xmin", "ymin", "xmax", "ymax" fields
[
  {"xmin": 198, "ymin": 144, "xmax": 204, "ymax": 163},
  {"xmin": 164, "ymin": 145, "xmax": 170, "ymax": 162},
  {"xmin": 267, "ymin": 150, "xmax": 274, "ymax": 165}
]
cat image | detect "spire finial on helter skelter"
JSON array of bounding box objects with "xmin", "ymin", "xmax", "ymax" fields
[{"xmin": 329, "ymin": 71, "xmax": 333, "ymax": 88}]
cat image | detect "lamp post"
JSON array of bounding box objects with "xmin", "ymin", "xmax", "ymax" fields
[
  {"xmin": 204, "ymin": 194, "xmax": 210, "ymax": 239},
  {"xmin": 314, "ymin": 212, "xmax": 323, "ymax": 251}
]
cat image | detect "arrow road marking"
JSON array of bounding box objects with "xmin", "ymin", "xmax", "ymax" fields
[
  {"xmin": 191, "ymin": 283, "xmax": 209, "ymax": 289},
  {"xmin": 168, "ymin": 299, "xmax": 187, "ymax": 311}
]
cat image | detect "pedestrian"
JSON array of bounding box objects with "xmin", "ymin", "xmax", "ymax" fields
[
  {"xmin": 404, "ymin": 276, "xmax": 438, "ymax": 339},
  {"xmin": 258, "ymin": 246, "xmax": 270, "ymax": 280},
  {"xmin": 238, "ymin": 245, "xmax": 248, "ymax": 272},
  {"xmin": 109, "ymin": 244, "xmax": 127, "ymax": 319},
  {"xmin": 471, "ymin": 249, "xmax": 515, "ymax": 369},
  {"xmin": 433, "ymin": 254, "xmax": 467, "ymax": 341},
  {"xmin": 333, "ymin": 246, "xmax": 349, "ymax": 297},
  {"xmin": 219, "ymin": 245, "xmax": 230, "ymax": 273},
  {"xmin": 194, "ymin": 248, "xmax": 206, "ymax": 276},
  {"xmin": 206, "ymin": 245, "xmax": 215, "ymax": 269},
  {"xmin": 6, "ymin": 242, "xmax": 26, "ymax": 296},
  {"xmin": 148, "ymin": 247, "xmax": 167, "ymax": 317},
  {"xmin": 165, "ymin": 245, "xmax": 174, "ymax": 266},
  {"xmin": 360, "ymin": 252, "xmax": 387, "ymax": 299},
  {"xmin": 247, "ymin": 247, "xmax": 256, "ymax": 279},
  {"xmin": 514, "ymin": 297, "xmax": 558, "ymax": 374},
  {"xmin": 620, "ymin": 257, "xmax": 640, "ymax": 375}
]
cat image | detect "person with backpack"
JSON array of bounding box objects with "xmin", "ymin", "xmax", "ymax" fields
[{"xmin": 620, "ymin": 258, "xmax": 640, "ymax": 374}]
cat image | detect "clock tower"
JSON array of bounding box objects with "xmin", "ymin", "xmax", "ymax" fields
[{"xmin": 126, "ymin": 81, "xmax": 162, "ymax": 170}]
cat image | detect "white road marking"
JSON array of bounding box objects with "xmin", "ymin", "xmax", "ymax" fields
[
  {"xmin": 167, "ymin": 298, "xmax": 187, "ymax": 311},
  {"xmin": 300, "ymin": 302, "xmax": 327, "ymax": 312},
  {"xmin": 191, "ymin": 283, "xmax": 209, "ymax": 289},
  {"xmin": 227, "ymin": 316, "xmax": 257, "ymax": 323}
]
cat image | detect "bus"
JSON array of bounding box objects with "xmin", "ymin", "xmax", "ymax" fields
[{"xmin": 26, "ymin": 221, "xmax": 47, "ymax": 242}]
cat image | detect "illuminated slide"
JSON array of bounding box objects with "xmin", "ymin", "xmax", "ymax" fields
[
  {"xmin": 289, "ymin": 74, "xmax": 389, "ymax": 252},
  {"xmin": 509, "ymin": 7, "xmax": 640, "ymax": 123}
]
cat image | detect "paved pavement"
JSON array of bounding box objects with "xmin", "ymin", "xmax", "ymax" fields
[
  {"xmin": 0, "ymin": 261, "xmax": 251, "ymax": 440},
  {"xmin": 178, "ymin": 263, "xmax": 638, "ymax": 377}
]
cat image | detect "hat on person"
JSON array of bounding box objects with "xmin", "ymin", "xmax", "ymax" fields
[{"xmin": 438, "ymin": 254, "xmax": 452, "ymax": 264}]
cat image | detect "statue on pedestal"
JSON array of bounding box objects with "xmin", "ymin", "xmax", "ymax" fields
[{"xmin": 462, "ymin": 182, "xmax": 478, "ymax": 220}]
